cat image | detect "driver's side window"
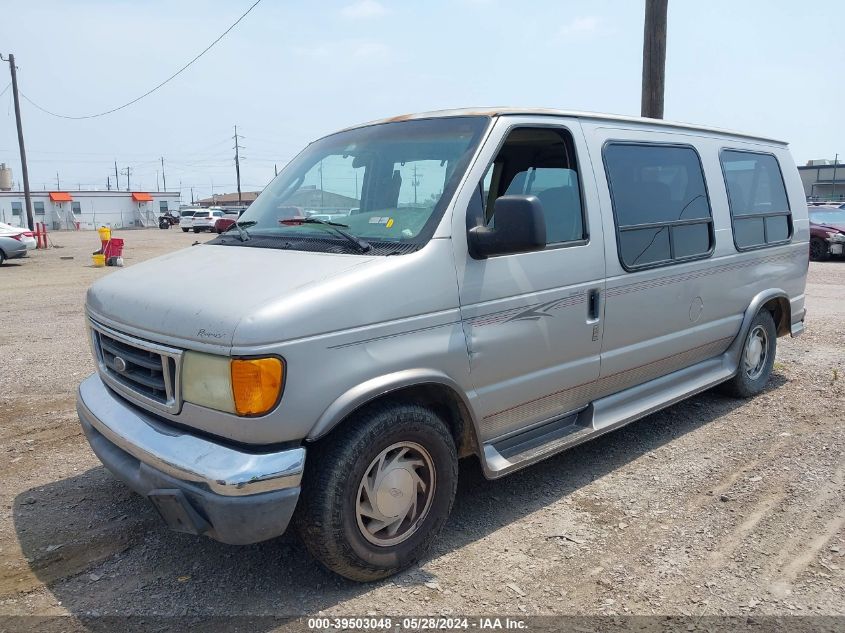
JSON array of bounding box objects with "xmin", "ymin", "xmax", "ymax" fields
[{"xmin": 481, "ymin": 127, "xmax": 586, "ymax": 244}]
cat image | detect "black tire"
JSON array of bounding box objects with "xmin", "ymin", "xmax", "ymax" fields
[
  {"xmin": 296, "ymin": 402, "xmax": 458, "ymax": 582},
  {"xmin": 193, "ymin": 227, "xmax": 201, "ymax": 233},
  {"xmin": 182, "ymin": 228, "xmax": 189, "ymax": 233},
  {"xmin": 721, "ymin": 310, "xmax": 777, "ymax": 398},
  {"xmin": 810, "ymin": 237, "xmax": 830, "ymax": 261},
  {"xmin": 0, "ymin": 249, "xmax": 5, "ymax": 266}
]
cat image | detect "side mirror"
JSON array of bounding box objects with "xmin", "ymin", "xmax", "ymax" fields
[{"xmin": 467, "ymin": 194, "xmax": 547, "ymax": 258}]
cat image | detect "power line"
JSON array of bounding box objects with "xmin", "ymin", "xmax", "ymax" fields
[
  {"xmin": 0, "ymin": 82, "xmax": 10, "ymax": 99},
  {"xmin": 17, "ymin": 0, "xmax": 262, "ymax": 120}
]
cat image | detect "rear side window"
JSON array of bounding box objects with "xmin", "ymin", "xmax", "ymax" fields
[
  {"xmin": 604, "ymin": 143, "xmax": 713, "ymax": 270},
  {"xmin": 720, "ymin": 150, "xmax": 791, "ymax": 250}
]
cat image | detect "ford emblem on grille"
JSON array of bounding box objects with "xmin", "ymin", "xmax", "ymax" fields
[{"xmin": 113, "ymin": 356, "xmax": 127, "ymax": 373}]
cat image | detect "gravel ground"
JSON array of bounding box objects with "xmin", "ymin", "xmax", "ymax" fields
[{"xmin": 0, "ymin": 230, "xmax": 842, "ymax": 620}]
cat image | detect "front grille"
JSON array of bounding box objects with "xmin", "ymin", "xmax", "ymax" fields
[{"xmin": 90, "ymin": 320, "xmax": 182, "ymax": 414}]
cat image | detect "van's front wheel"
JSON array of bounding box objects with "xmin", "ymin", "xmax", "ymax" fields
[{"xmin": 296, "ymin": 403, "xmax": 458, "ymax": 581}]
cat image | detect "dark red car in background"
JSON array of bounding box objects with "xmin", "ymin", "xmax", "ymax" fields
[
  {"xmin": 213, "ymin": 208, "xmax": 244, "ymax": 234},
  {"xmin": 809, "ymin": 203, "xmax": 845, "ymax": 261}
]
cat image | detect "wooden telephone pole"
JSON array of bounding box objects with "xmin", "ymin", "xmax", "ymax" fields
[
  {"xmin": 233, "ymin": 125, "xmax": 243, "ymax": 206},
  {"xmin": 641, "ymin": 0, "xmax": 668, "ymax": 119},
  {"xmin": 4, "ymin": 54, "xmax": 34, "ymax": 230}
]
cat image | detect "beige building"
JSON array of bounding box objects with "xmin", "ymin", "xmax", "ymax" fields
[{"xmin": 195, "ymin": 192, "xmax": 260, "ymax": 208}]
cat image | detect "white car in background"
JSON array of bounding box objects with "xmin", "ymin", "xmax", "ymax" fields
[
  {"xmin": 179, "ymin": 208, "xmax": 203, "ymax": 233},
  {"xmin": 0, "ymin": 222, "xmax": 36, "ymax": 250},
  {"xmin": 190, "ymin": 209, "xmax": 224, "ymax": 233}
]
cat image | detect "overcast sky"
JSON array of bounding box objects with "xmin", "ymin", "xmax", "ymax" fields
[{"xmin": 1, "ymin": 0, "xmax": 842, "ymax": 203}]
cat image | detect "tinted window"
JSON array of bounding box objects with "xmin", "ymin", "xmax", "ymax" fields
[
  {"xmin": 733, "ymin": 217, "xmax": 765, "ymax": 248},
  {"xmin": 72, "ymin": 201, "xmax": 82, "ymax": 214},
  {"xmin": 482, "ymin": 127, "xmax": 585, "ymax": 245},
  {"xmin": 11, "ymin": 202, "xmax": 21, "ymax": 216},
  {"xmin": 720, "ymin": 150, "xmax": 791, "ymax": 249},
  {"xmin": 34, "ymin": 201, "xmax": 44, "ymax": 215},
  {"xmin": 604, "ymin": 143, "xmax": 713, "ymax": 269}
]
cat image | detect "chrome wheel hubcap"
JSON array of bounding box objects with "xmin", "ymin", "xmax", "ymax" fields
[
  {"xmin": 356, "ymin": 442, "xmax": 435, "ymax": 547},
  {"xmin": 743, "ymin": 325, "xmax": 768, "ymax": 380}
]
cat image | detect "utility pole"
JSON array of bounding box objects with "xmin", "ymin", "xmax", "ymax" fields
[
  {"xmin": 411, "ymin": 164, "xmax": 421, "ymax": 205},
  {"xmin": 121, "ymin": 167, "xmax": 132, "ymax": 191},
  {"xmin": 161, "ymin": 156, "xmax": 167, "ymax": 192},
  {"xmin": 156, "ymin": 171, "xmax": 160, "ymax": 192},
  {"xmin": 233, "ymin": 125, "xmax": 243, "ymax": 206},
  {"xmin": 274, "ymin": 163, "xmax": 278, "ymax": 177},
  {"xmin": 191, "ymin": 186, "xmax": 194, "ymax": 204},
  {"xmin": 833, "ymin": 153, "xmax": 840, "ymax": 200},
  {"xmin": 4, "ymin": 54, "xmax": 34, "ymax": 230},
  {"xmin": 319, "ymin": 160, "xmax": 324, "ymax": 208},
  {"xmin": 56, "ymin": 172, "xmax": 60, "ymax": 189},
  {"xmin": 114, "ymin": 161, "xmax": 120, "ymax": 189},
  {"xmin": 107, "ymin": 176, "xmax": 111, "ymax": 191},
  {"xmin": 640, "ymin": 0, "xmax": 668, "ymax": 119}
]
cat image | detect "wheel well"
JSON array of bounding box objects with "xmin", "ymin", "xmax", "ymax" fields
[
  {"xmin": 317, "ymin": 383, "xmax": 479, "ymax": 459},
  {"xmin": 762, "ymin": 296, "xmax": 790, "ymax": 337}
]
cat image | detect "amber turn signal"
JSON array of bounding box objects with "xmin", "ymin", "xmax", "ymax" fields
[{"xmin": 230, "ymin": 357, "xmax": 284, "ymax": 416}]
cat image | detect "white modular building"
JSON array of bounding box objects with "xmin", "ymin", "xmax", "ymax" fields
[{"xmin": 0, "ymin": 190, "xmax": 181, "ymax": 230}]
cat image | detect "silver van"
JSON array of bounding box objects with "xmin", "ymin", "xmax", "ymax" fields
[{"xmin": 77, "ymin": 109, "xmax": 808, "ymax": 581}]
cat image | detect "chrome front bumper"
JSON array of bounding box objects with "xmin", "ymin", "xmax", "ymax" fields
[{"xmin": 77, "ymin": 374, "xmax": 305, "ymax": 497}]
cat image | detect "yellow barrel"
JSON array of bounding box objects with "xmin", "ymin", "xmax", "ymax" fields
[
  {"xmin": 97, "ymin": 226, "xmax": 111, "ymax": 242},
  {"xmin": 92, "ymin": 253, "xmax": 106, "ymax": 267}
]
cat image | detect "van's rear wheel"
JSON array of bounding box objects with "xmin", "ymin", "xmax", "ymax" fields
[
  {"xmin": 296, "ymin": 403, "xmax": 458, "ymax": 582},
  {"xmin": 722, "ymin": 310, "xmax": 777, "ymax": 398}
]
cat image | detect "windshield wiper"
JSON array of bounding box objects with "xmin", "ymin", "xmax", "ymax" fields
[
  {"xmin": 281, "ymin": 217, "xmax": 371, "ymax": 253},
  {"xmin": 224, "ymin": 219, "xmax": 253, "ymax": 242}
]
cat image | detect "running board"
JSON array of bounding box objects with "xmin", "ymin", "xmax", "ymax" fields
[{"xmin": 481, "ymin": 354, "xmax": 735, "ymax": 478}]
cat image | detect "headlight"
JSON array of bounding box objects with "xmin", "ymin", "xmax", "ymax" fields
[
  {"xmin": 182, "ymin": 351, "xmax": 284, "ymax": 416},
  {"xmin": 827, "ymin": 233, "xmax": 845, "ymax": 243}
]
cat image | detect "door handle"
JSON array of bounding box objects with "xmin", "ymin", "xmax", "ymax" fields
[{"xmin": 587, "ymin": 288, "xmax": 601, "ymax": 323}]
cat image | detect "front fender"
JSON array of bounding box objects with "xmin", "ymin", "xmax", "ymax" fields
[{"xmin": 307, "ymin": 369, "xmax": 478, "ymax": 441}]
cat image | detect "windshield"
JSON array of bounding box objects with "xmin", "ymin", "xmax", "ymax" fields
[
  {"xmin": 811, "ymin": 209, "xmax": 845, "ymax": 225},
  {"xmin": 233, "ymin": 117, "xmax": 489, "ymax": 251}
]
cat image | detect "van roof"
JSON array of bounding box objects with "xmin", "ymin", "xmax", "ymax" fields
[{"xmin": 342, "ymin": 107, "xmax": 786, "ymax": 145}]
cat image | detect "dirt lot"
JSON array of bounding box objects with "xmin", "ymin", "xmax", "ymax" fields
[{"xmin": 0, "ymin": 230, "xmax": 842, "ymax": 620}]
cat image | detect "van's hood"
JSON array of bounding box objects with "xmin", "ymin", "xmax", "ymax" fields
[{"xmin": 86, "ymin": 244, "xmax": 380, "ymax": 347}]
